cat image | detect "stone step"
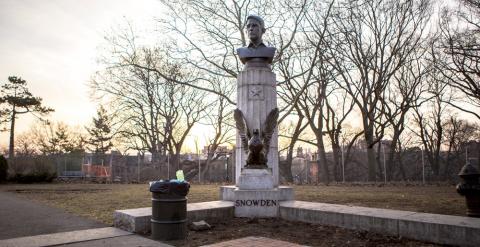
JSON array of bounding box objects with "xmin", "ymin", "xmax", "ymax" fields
[
  {"xmin": 114, "ymin": 201, "xmax": 234, "ymax": 234},
  {"xmin": 279, "ymin": 200, "xmax": 480, "ymax": 247}
]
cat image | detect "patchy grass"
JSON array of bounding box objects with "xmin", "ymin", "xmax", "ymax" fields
[
  {"xmin": 0, "ymin": 183, "xmax": 464, "ymax": 225},
  {"xmin": 291, "ymin": 184, "xmax": 465, "ymax": 216}
]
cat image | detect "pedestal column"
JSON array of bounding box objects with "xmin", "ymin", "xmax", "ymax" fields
[{"xmin": 235, "ymin": 65, "xmax": 279, "ymax": 187}]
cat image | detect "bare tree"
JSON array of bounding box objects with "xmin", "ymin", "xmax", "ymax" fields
[
  {"xmin": 92, "ymin": 30, "xmax": 206, "ymax": 172},
  {"xmin": 15, "ymin": 132, "xmax": 38, "ymax": 156},
  {"xmin": 412, "ymin": 71, "xmax": 451, "ymax": 178},
  {"xmin": 324, "ymin": 89, "xmax": 357, "ymax": 182},
  {"xmin": 29, "ymin": 121, "xmax": 85, "ymax": 155},
  {"xmin": 437, "ymin": 1, "xmax": 480, "ymax": 119},
  {"xmin": 382, "ymin": 47, "xmax": 432, "ymax": 180},
  {"xmin": 277, "ymin": 110, "xmax": 309, "ymax": 182},
  {"xmin": 200, "ymin": 93, "xmax": 236, "ymax": 180},
  {"xmin": 327, "ymin": 0, "xmax": 432, "ymax": 181},
  {"xmin": 443, "ymin": 116, "xmax": 479, "ymax": 179}
]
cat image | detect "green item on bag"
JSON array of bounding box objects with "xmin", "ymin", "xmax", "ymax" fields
[{"xmin": 176, "ymin": 170, "xmax": 185, "ymax": 182}]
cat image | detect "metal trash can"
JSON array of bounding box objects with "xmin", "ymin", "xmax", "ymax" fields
[{"xmin": 149, "ymin": 180, "xmax": 190, "ymax": 240}]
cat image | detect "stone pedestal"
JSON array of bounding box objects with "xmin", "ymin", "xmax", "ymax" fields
[
  {"xmin": 235, "ymin": 66, "xmax": 279, "ymax": 186},
  {"xmin": 226, "ymin": 62, "xmax": 293, "ymax": 218}
]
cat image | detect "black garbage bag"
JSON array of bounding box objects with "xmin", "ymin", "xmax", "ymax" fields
[{"xmin": 149, "ymin": 180, "xmax": 190, "ymax": 197}]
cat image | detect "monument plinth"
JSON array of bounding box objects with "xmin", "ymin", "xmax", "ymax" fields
[
  {"xmin": 235, "ymin": 64, "xmax": 279, "ymax": 186},
  {"xmin": 220, "ymin": 15, "xmax": 293, "ymax": 218}
]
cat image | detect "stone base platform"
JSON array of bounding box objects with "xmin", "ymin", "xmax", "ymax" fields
[
  {"xmin": 280, "ymin": 201, "xmax": 480, "ymax": 247},
  {"xmin": 113, "ymin": 198, "xmax": 480, "ymax": 246},
  {"xmin": 114, "ymin": 201, "xmax": 234, "ymax": 234}
]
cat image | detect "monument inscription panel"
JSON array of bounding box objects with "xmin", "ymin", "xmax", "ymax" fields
[{"xmin": 235, "ymin": 199, "xmax": 278, "ymax": 207}]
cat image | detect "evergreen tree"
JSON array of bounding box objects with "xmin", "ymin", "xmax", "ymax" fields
[
  {"xmin": 86, "ymin": 106, "xmax": 113, "ymax": 154},
  {"xmin": 0, "ymin": 76, "xmax": 53, "ymax": 158}
]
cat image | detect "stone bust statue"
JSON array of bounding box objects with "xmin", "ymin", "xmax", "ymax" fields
[{"xmin": 237, "ymin": 15, "xmax": 276, "ymax": 65}]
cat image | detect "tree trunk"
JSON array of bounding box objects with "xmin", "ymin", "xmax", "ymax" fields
[
  {"xmin": 151, "ymin": 151, "xmax": 161, "ymax": 166},
  {"xmin": 331, "ymin": 144, "xmax": 341, "ymax": 182},
  {"xmin": 367, "ymin": 146, "xmax": 376, "ymax": 182},
  {"xmin": 376, "ymin": 142, "xmax": 383, "ymax": 182},
  {"xmin": 364, "ymin": 126, "xmax": 377, "ymax": 182},
  {"xmin": 387, "ymin": 132, "xmax": 400, "ymax": 181},
  {"xmin": 8, "ymin": 108, "xmax": 16, "ymax": 159},
  {"xmin": 201, "ymin": 151, "xmax": 214, "ymax": 182},
  {"xmin": 396, "ymin": 149, "xmax": 406, "ymax": 180},
  {"xmin": 443, "ymin": 146, "xmax": 453, "ymax": 180},
  {"xmin": 282, "ymin": 113, "xmax": 304, "ymax": 183},
  {"xmin": 280, "ymin": 149, "xmax": 294, "ymax": 183},
  {"xmin": 171, "ymin": 151, "xmax": 181, "ymax": 177},
  {"xmin": 317, "ymin": 139, "xmax": 329, "ymax": 185}
]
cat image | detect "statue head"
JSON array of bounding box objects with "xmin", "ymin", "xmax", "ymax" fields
[{"xmin": 246, "ymin": 15, "xmax": 266, "ymax": 45}]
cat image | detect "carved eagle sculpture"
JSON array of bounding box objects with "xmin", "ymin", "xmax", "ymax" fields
[{"xmin": 234, "ymin": 108, "xmax": 279, "ymax": 168}]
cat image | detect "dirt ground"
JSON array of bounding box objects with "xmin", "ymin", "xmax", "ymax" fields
[{"xmin": 161, "ymin": 217, "xmax": 439, "ymax": 247}]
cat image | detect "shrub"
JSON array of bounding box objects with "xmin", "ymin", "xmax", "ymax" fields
[
  {"xmin": 12, "ymin": 171, "xmax": 57, "ymax": 184},
  {"xmin": 8, "ymin": 156, "xmax": 57, "ymax": 183},
  {"xmin": 0, "ymin": 155, "xmax": 7, "ymax": 182}
]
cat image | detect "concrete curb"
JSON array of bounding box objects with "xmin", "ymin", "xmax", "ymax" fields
[
  {"xmin": 280, "ymin": 201, "xmax": 480, "ymax": 247},
  {"xmin": 0, "ymin": 227, "xmax": 131, "ymax": 247},
  {"xmin": 113, "ymin": 199, "xmax": 480, "ymax": 246},
  {"xmin": 114, "ymin": 201, "xmax": 234, "ymax": 233}
]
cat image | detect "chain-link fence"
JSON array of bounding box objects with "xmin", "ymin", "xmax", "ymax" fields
[
  {"xmin": 6, "ymin": 142, "xmax": 478, "ymax": 184},
  {"xmin": 288, "ymin": 145, "xmax": 479, "ymax": 184}
]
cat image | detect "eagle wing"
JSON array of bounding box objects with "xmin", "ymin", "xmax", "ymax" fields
[
  {"xmin": 262, "ymin": 108, "xmax": 279, "ymax": 156},
  {"xmin": 234, "ymin": 109, "xmax": 250, "ymax": 153}
]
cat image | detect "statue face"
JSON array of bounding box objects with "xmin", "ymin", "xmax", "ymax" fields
[{"xmin": 246, "ymin": 18, "xmax": 264, "ymax": 43}]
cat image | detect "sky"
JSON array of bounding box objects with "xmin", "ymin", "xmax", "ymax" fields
[{"xmin": 0, "ymin": 0, "xmax": 165, "ymax": 148}]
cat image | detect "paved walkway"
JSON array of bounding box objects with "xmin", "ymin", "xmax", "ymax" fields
[
  {"xmin": 0, "ymin": 192, "xmax": 171, "ymax": 246},
  {"xmin": 0, "ymin": 191, "xmax": 105, "ymax": 239},
  {"xmin": 201, "ymin": 236, "xmax": 307, "ymax": 247}
]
